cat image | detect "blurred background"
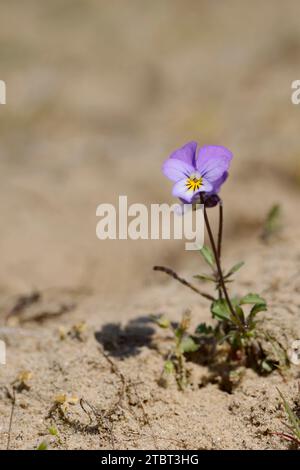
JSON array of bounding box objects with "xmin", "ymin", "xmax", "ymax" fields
[{"xmin": 0, "ymin": 0, "xmax": 299, "ymax": 300}]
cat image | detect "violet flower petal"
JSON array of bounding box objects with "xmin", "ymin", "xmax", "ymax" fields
[
  {"xmin": 196, "ymin": 145, "xmax": 232, "ymax": 182},
  {"xmin": 169, "ymin": 141, "xmax": 197, "ymax": 166},
  {"xmin": 209, "ymin": 171, "xmax": 229, "ymax": 195},
  {"xmin": 162, "ymin": 158, "xmax": 195, "ymax": 182}
]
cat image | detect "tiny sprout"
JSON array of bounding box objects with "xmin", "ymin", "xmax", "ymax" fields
[
  {"xmin": 48, "ymin": 426, "xmax": 58, "ymax": 436},
  {"xmin": 275, "ymin": 387, "xmax": 300, "ymax": 447},
  {"xmin": 261, "ymin": 203, "xmax": 282, "ymax": 242},
  {"xmin": 153, "ymin": 315, "xmax": 170, "ymax": 329},
  {"xmin": 58, "ymin": 326, "xmax": 67, "ymax": 340},
  {"xmin": 12, "ymin": 370, "xmax": 33, "ymax": 392},
  {"xmin": 164, "ymin": 360, "xmax": 175, "ymax": 374},
  {"xmin": 153, "ymin": 311, "xmax": 198, "ymax": 390},
  {"xmin": 54, "ymin": 394, "xmax": 79, "ymax": 406},
  {"xmin": 37, "ymin": 440, "xmax": 48, "ymax": 450},
  {"xmin": 71, "ymin": 321, "xmax": 87, "ymax": 340},
  {"xmin": 52, "ymin": 393, "xmax": 79, "ymax": 416},
  {"xmin": 58, "ymin": 322, "xmax": 87, "ymax": 341},
  {"xmin": 54, "ymin": 394, "xmax": 68, "ymax": 404},
  {"xmin": 36, "ymin": 427, "xmax": 59, "ymax": 451}
]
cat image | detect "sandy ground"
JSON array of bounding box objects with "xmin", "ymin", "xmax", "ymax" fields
[{"xmin": 0, "ymin": 0, "xmax": 300, "ymax": 450}]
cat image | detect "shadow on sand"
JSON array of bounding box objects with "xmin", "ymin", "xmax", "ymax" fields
[{"xmin": 94, "ymin": 315, "xmax": 157, "ymax": 359}]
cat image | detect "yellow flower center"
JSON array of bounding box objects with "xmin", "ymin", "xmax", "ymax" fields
[{"xmin": 186, "ymin": 174, "xmax": 203, "ymax": 192}]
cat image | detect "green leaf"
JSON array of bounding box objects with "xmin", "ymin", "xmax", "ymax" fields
[
  {"xmin": 164, "ymin": 360, "xmax": 175, "ymax": 374},
  {"xmin": 265, "ymin": 333, "xmax": 290, "ymax": 370},
  {"xmin": 196, "ymin": 323, "xmax": 214, "ymax": 335},
  {"xmin": 211, "ymin": 299, "xmax": 231, "ymax": 321},
  {"xmin": 37, "ymin": 440, "xmax": 48, "ymax": 450},
  {"xmin": 211, "ymin": 298, "xmax": 242, "ymax": 323},
  {"xmin": 152, "ymin": 315, "xmax": 170, "ymax": 329},
  {"xmin": 48, "ymin": 427, "xmax": 58, "ymax": 436},
  {"xmin": 241, "ymin": 294, "xmax": 267, "ymax": 326},
  {"xmin": 249, "ymin": 302, "xmax": 267, "ymax": 318},
  {"xmin": 240, "ymin": 293, "xmax": 266, "ymax": 305},
  {"xmin": 179, "ymin": 336, "xmax": 199, "ymax": 353},
  {"xmin": 262, "ymin": 204, "xmax": 282, "ymax": 240},
  {"xmin": 261, "ymin": 360, "xmax": 273, "ymax": 373},
  {"xmin": 235, "ymin": 305, "xmax": 245, "ymax": 323},
  {"xmin": 277, "ymin": 388, "xmax": 300, "ymax": 440},
  {"xmin": 193, "ymin": 274, "xmax": 215, "ymax": 282},
  {"xmin": 199, "ymin": 246, "xmax": 215, "ymax": 267},
  {"xmin": 225, "ymin": 261, "xmax": 245, "ymax": 278},
  {"xmin": 231, "ymin": 297, "xmax": 242, "ymax": 307},
  {"xmin": 267, "ymin": 204, "xmax": 281, "ymax": 225}
]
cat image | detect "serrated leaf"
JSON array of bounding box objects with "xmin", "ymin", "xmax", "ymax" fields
[
  {"xmin": 240, "ymin": 293, "xmax": 266, "ymax": 305},
  {"xmin": 225, "ymin": 261, "xmax": 245, "ymax": 278},
  {"xmin": 199, "ymin": 246, "xmax": 215, "ymax": 267},
  {"xmin": 196, "ymin": 323, "xmax": 214, "ymax": 335},
  {"xmin": 193, "ymin": 274, "xmax": 216, "ymax": 282},
  {"xmin": 179, "ymin": 336, "xmax": 199, "ymax": 353}
]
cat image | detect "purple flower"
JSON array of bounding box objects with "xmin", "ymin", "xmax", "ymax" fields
[{"xmin": 162, "ymin": 141, "xmax": 233, "ymax": 204}]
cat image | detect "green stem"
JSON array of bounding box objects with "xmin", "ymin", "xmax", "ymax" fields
[
  {"xmin": 153, "ymin": 266, "xmax": 215, "ymax": 301},
  {"xmin": 217, "ymin": 201, "xmax": 224, "ymax": 299},
  {"xmin": 217, "ymin": 201, "xmax": 223, "ymax": 259},
  {"xmin": 200, "ymin": 194, "xmax": 243, "ymax": 329}
]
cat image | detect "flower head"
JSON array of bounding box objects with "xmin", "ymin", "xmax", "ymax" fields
[{"xmin": 162, "ymin": 141, "xmax": 233, "ymax": 204}]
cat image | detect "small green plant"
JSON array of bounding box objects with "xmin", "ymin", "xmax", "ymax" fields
[
  {"xmin": 155, "ymin": 243, "xmax": 286, "ymax": 377},
  {"xmin": 195, "ymin": 245, "xmax": 276, "ymax": 373},
  {"xmin": 36, "ymin": 426, "xmax": 60, "ymax": 450},
  {"xmin": 48, "ymin": 426, "xmax": 59, "ymax": 437},
  {"xmin": 155, "ymin": 142, "xmax": 289, "ymax": 385},
  {"xmin": 37, "ymin": 440, "xmax": 48, "ymax": 450},
  {"xmin": 275, "ymin": 388, "xmax": 300, "ymax": 448},
  {"xmin": 153, "ymin": 311, "xmax": 198, "ymax": 390},
  {"xmin": 261, "ymin": 203, "xmax": 282, "ymax": 242}
]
